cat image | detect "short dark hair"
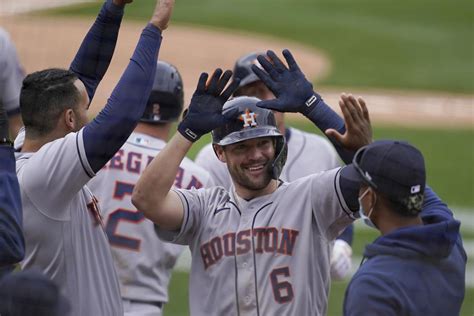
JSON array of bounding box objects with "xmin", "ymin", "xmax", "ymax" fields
[{"xmin": 20, "ymin": 68, "xmax": 80, "ymax": 138}]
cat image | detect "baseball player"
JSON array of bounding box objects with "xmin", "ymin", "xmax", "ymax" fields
[
  {"xmin": 88, "ymin": 61, "xmax": 213, "ymax": 316},
  {"xmin": 0, "ymin": 91, "xmax": 24, "ymax": 277},
  {"xmin": 15, "ymin": 1, "xmax": 175, "ymax": 315},
  {"xmin": 132, "ymin": 50, "xmax": 372, "ymax": 315},
  {"xmin": 0, "ymin": 28, "xmax": 25, "ymax": 138},
  {"xmin": 195, "ymin": 52, "xmax": 354, "ymax": 280}
]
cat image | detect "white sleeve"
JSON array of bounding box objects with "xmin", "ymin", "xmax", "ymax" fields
[
  {"xmin": 0, "ymin": 29, "xmax": 24, "ymax": 113},
  {"xmin": 19, "ymin": 129, "xmax": 95, "ymax": 220},
  {"xmin": 309, "ymin": 168, "xmax": 355, "ymax": 240},
  {"xmin": 195, "ymin": 143, "xmax": 232, "ymax": 190},
  {"xmin": 155, "ymin": 187, "xmax": 206, "ymax": 245},
  {"xmin": 155, "ymin": 186, "xmax": 227, "ymax": 245}
]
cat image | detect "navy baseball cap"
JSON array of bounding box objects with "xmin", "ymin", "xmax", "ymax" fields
[
  {"xmin": 0, "ymin": 269, "xmax": 70, "ymax": 316},
  {"xmin": 233, "ymin": 52, "xmax": 263, "ymax": 88},
  {"xmin": 344, "ymin": 140, "xmax": 426, "ymax": 201}
]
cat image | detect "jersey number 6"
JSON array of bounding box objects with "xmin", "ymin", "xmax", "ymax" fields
[{"xmin": 270, "ymin": 266, "xmax": 294, "ymax": 304}]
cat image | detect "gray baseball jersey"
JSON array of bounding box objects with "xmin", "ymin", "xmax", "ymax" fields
[
  {"xmin": 88, "ymin": 132, "xmax": 212, "ymax": 305},
  {"xmin": 0, "ymin": 28, "xmax": 24, "ymax": 115},
  {"xmin": 195, "ymin": 127, "xmax": 340, "ymax": 187},
  {"xmin": 16, "ymin": 129, "xmax": 123, "ymax": 316},
  {"xmin": 156, "ymin": 168, "xmax": 354, "ymax": 315}
]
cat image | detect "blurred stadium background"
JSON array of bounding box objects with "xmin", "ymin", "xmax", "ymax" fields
[{"xmin": 2, "ymin": 0, "xmax": 472, "ymax": 315}]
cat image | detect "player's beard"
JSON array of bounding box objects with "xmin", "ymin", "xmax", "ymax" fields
[{"xmin": 228, "ymin": 159, "xmax": 274, "ymax": 191}]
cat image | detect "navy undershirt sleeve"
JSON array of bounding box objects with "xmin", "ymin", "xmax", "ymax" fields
[
  {"xmin": 69, "ymin": 0, "xmax": 125, "ymax": 101},
  {"xmin": 336, "ymin": 224, "xmax": 354, "ymax": 245},
  {"xmin": 83, "ymin": 24, "xmax": 162, "ymax": 173},
  {"xmin": 0, "ymin": 146, "xmax": 24, "ymax": 272},
  {"xmin": 303, "ymin": 96, "xmax": 355, "ymax": 164}
]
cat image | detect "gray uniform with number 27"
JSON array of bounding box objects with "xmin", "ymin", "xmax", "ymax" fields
[{"xmin": 157, "ymin": 167, "xmax": 354, "ymax": 316}]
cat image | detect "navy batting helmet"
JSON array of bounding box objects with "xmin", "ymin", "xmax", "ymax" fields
[
  {"xmin": 141, "ymin": 61, "xmax": 184, "ymax": 123},
  {"xmin": 212, "ymin": 96, "xmax": 287, "ymax": 179},
  {"xmin": 233, "ymin": 52, "xmax": 263, "ymax": 89}
]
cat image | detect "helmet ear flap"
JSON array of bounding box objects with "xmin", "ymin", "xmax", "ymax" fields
[{"xmin": 271, "ymin": 136, "xmax": 287, "ymax": 179}]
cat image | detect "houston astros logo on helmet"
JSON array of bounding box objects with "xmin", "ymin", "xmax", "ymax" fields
[{"xmin": 239, "ymin": 108, "xmax": 258, "ymax": 128}]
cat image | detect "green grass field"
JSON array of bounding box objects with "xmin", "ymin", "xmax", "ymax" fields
[
  {"xmin": 51, "ymin": 0, "xmax": 474, "ymax": 93},
  {"xmin": 46, "ymin": 1, "xmax": 473, "ymax": 314}
]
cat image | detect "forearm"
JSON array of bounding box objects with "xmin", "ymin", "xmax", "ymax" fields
[
  {"xmin": 83, "ymin": 24, "xmax": 162, "ymax": 172},
  {"xmin": 303, "ymin": 95, "xmax": 354, "ymax": 164},
  {"xmin": 0, "ymin": 146, "xmax": 25, "ymax": 265},
  {"xmin": 133, "ymin": 133, "xmax": 191, "ymax": 228},
  {"xmin": 69, "ymin": 0, "xmax": 125, "ymax": 100}
]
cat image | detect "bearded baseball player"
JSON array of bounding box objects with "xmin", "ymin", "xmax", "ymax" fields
[
  {"xmin": 15, "ymin": 1, "xmax": 175, "ymax": 315},
  {"xmin": 132, "ymin": 49, "xmax": 372, "ymax": 315},
  {"xmin": 195, "ymin": 52, "xmax": 354, "ymax": 280},
  {"xmin": 88, "ymin": 61, "xmax": 212, "ymax": 316}
]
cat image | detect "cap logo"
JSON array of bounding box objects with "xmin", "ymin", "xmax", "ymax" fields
[
  {"xmin": 239, "ymin": 108, "xmax": 258, "ymax": 128},
  {"xmin": 152, "ymin": 103, "xmax": 161, "ymax": 120},
  {"xmin": 410, "ymin": 185, "xmax": 421, "ymax": 194}
]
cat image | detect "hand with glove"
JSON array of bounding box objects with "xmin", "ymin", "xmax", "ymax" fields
[
  {"xmin": 330, "ymin": 239, "xmax": 353, "ymax": 281},
  {"xmin": 178, "ymin": 68, "xmax": 240, "ymax": 142},
  {"xmin": 251, "ymin": 49, "xmax": 321, "ymax": 115}
]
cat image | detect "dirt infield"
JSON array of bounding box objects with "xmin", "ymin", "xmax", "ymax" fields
[{"xmin": 2, "ymin": 14, "xmax": 473, "ymax": 128}]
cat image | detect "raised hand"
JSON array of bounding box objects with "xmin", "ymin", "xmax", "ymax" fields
[
  {"xmin": 151, "ymin": 0, "xmax": 175, "ymax": 31},
  {"xmin": 325, "ymin": 93, "xmax": 372, "ymax": 151},
  {"xmin": 177, "ymin": 69, "xmax": 240, "ymax": 142},
  {"xmin": 251, "ymin": 49, "xmax": 317, "ymax": 114}
]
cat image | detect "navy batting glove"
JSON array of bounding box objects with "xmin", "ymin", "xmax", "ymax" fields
[
  {"xmin": 178, "ymin": 69, "xmax": 240, "ymax": 142},
  {"xmin": 251, "ymin": 49, "xmax": 321, "ymax": 116}
]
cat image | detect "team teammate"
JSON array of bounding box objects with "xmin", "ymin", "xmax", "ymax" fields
[
  {"xmin": 132, "ymin": 50, "xmax": 372, "ymax": 315},
  {"xmin": 343, "ymin": 141, "xmax": 466, "ymax": 315},
  {"xmin": 88, "ymin": 61, "xmax": 212, "ymax": 316},
  {"xmin": 16, "ymin": 0, "xmax": 175, "ymax": 315},
  {"xmin": 0, "ymin": 28, "xmax": 25, "ymax": 138},
  {"xmin": 0, "ymin": 93, "xmax": 24, "ymax": 277},
  {"xmin": 195, "ymin": 52, "xmax": 354, "ymax": 280}
]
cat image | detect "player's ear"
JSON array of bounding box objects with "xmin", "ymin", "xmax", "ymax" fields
[
  {"xmin": 63, "ymin": 108, "xmax": 76, "ymax": 131},
  {"xmin": 213, "ymin": 144, "xmax": 227, "ymax": 163}
]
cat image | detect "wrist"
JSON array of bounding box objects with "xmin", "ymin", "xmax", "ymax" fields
[
  {"xmin": 300, "ymin": 92, "xmax": 323, "ymax": 116},
  {"xmin": 177, "ymin": 121, "xmax": 201, "ymax": 142},
  {"xmin": 107, "ymin": 0, "xmax": 125, "ymax": 15}
]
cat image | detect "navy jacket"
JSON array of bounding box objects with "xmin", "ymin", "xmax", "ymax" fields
[
  {"xmin": 344, "ymin": 187, "xmax": 466, "ymax": 316},
  {"xmin": 0, "ymin": 146, "xmax": 24, "ymax": 276}
]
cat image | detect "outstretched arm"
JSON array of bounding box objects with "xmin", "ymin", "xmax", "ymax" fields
[
  {"xmin": 70, "ymin": 0, "xmax": 131, "ymax": 101},
  {"xmin": 133, "ymin": 69, "xmax": 239, "ymax": 230},
  {"xmin": 252, "ymin": 49, "xmax": 371, "ymax": 164},
  {"xmin": 83, "ymin": 0, "xmax": 175, "ymax": 173}
]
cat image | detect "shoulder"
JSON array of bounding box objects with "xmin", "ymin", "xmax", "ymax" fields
[{"xmin": 175, "ymin": 185, "xmax": 230, "ymax": 213}]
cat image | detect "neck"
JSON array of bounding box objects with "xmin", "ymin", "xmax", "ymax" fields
[
  {"xmin": 376, "ymin": 208, "xmax": 424, "ymax": 235},
  {"xmin": 21, "ymin": 129, "xmax": 67, "ymax": 152},
  {"xmin": 234, "ymin": 179, "xmax": 279, "ymax": 200},
  {"xmin": 134, "ymin": 122, "xmax": 170, "ymax": 140}
]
